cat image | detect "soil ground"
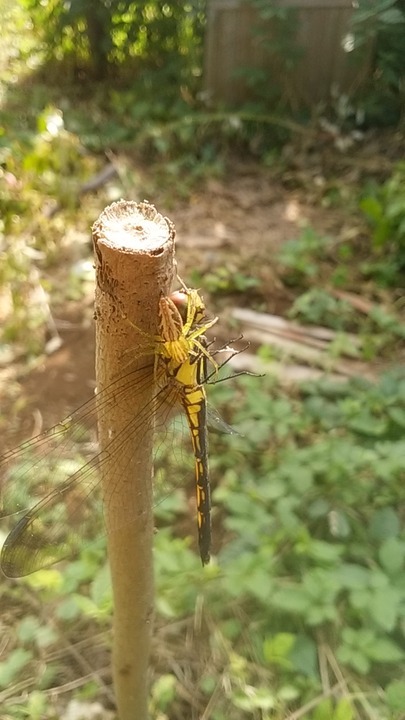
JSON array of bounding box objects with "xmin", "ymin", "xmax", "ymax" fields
[{"xmin": 0, "ymin": 149, "xmax": 374, "ymax": 434}]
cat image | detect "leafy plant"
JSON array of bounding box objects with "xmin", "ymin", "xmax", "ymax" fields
[
  {"xmin": 190, "ymin": 267, "xmax": 261, "ymax": 295},
  {"xmin": 351, "ymin": 0, "xmax": 405, "ymax": 126},
  {"xmin": 206, "ymin": 370, "xmax": 405, "ymax": 715},
  {"xmin": 288, "ymin": 288, "xmax": 355, "ymax": 330},
  {"xmin": 2, "ymin": 369, "xmax": 405, "ymax": 718},
  {"xmin": 0, "ymin": 105, "xmax": 96, "ymax": 359},
  {"xmin": 360, "ymin": 162, "xmax": 405, "ymax": 281},
  {"xmin": 19, "ymin": 0, "xmax": 205, "ymax": 82},
  {"xmin": 276, "ymin": 228, "xmax": 334, "ymax": 287}
]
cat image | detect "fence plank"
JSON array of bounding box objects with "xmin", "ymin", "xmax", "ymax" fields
[{"xmin": 204, "ymin": 0, "xmax": 372, "ymax": 106}]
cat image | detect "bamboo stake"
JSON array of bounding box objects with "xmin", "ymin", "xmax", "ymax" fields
[{"xmin": 92, "ymin": 200, "xmax": 175, "ymax": 720}]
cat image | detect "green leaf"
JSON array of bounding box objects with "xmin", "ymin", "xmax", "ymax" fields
[
  {"xmin": 367, "ymin": 638, "xmax": 404, "ymax": 663},
  {"xmin": 17, "ymin": 616, "xmax": 40, "ymax": 643},
  {"xmin": 368, "ymin": 587, "xmax": 400, "ymax": 631},
  {"xmin": 222, "ymin": 558, "xmax": 275, "ymax": 603},
  {"xmin": 271, "ymin": 588, "xmax": 310, "ymax": 614},
  {"xmin": 338, "ymin": 564, "xmax": 370, "ymax": 589},
  {"xmin": 151, "ymin": 674, "xmax": 177, "ymax": 711},
  {"xmin": 334, "ymin": 698, "xmax": 354, "ymax": 720},
  {"xmin": 348, "ymin": 413, "xmax": 387, "ymax": 436},
  {"xmin": 386, "ymin": 680, "xmax": 405, "ymax": 712},
  {"xmin": 289, "ymin": 635, "xmax": 318, "ymax": 677},
  {"xmin": 263, "ymin": 633, "xmax": 295, "ymax": 667},
  {"xmin": 337, "ymin": 645, "xmax": 370, "ymax": 674},
  {"xmin": 349, "ymin": 589, "xmax": 370, "ymax": 610},
  {"xmin": 380, "ymin": 8, "xmax": 405, "ymax": 24},
  {"xmin": 233, "ymin": 686, "xmax": 276, "ymax": 710},
  {"xmin": 378, "ymin": 537, "xmax": 405, "ymax": 574},
  {"xmin": 0, "ymin": 648, "xmax": 33, "ymax": 689},
  {"xmin": 56, "ymin": 596, "xmax": 82, "ymax": 621},
  {"xmin": 90, "ymin": 563, "xmax": 112, "ymax": 609},
  {"xmin": 307, "ymin": 540, "xmax": 344, "ymax": 563},
  {"xmin": 369, "ymin": 507, "xmax": 400, "ymax": 540},
  {"xmin": 313, "ymin": 698, "xmax": 334, "ymax": 720},
  {"xmin": 387, "ymin": 406, "xmax": 405, "ymax": 428},
  {"xmin": 359, "ymin": 196, "xmax": 383, "ymax": 222},
  {"xmin": 25, "ymin": 568, "xmax": 63, "ymax": 592},
  {"xmin": 17, "ymin": 616, "xmax": 57, "ymax": 649},
  {"xmin": 25, "ymin": 691, "xmax": 48, "ymax": 720}
]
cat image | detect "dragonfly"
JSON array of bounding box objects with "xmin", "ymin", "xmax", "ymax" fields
[{"xmin": 0, "ymin": 282, "xmax": 243, "ymax": 577}]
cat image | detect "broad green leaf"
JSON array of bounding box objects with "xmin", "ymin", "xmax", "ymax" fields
[
  {"xmin": 334, "ymin": 698, "xmax": 354, "ymax": 720},
  {"xmin": 271, "ymin": 588, "xmax": 310, "ymax": 614},
  {"xmin": 387, "ymin": 406, "xmax": 405, "ymax": 428},
  {"xmin": 337, "ymin": 645, "xmax": 370, "ymax": 674},
  {"xmin": 25, "ymin": 690, "xmax": 48, "ymax": 720},
  {"xmin": 278, "ymin": 684, "xmax": 300, "ymax": 702},
  {"xmin": 348, "ymin": 413, "xmax": 387, "ymax": 436},
  {"xmin": 289, "ymin": 635, "xmax": 317, "ymax": 677},
  {"xmin": 307, "ymin": 540, "xmax": 344, "ymax": 564},
  {"xmin": 90, "ymin": 563, "xmax": 112, "ymax": 609},
  {"xmin": 378, "ymin": 537, "xmax": 405, "ymax": 575},
  {"xmin": 386, "ymin": 680, "xmax": 405, "ymax": 712},
  {"xmin": 233, "ymin": 686, "xmax": 276, "ymax": 711},
  {"xmin": 151, "ymin": 674, "xmax": 176, "ymax": 711},
  {"xmin": 338, "ymin": 564, "xmax": 370, "ymax": 589},
  {"xmin": 313, "ymin": 698, "xmax": 334, "ymax": 720},
  {"xmin": 25, "ymin": 568, "xmax": 63, "ymax": 592},
  {"xmin": 369, "ymin": 508, "xmax": 400, "ymax": 540},
  {"xmin": 367, "ymin": 638, "xmax": 404, "ymax": 663},
  {"xmin": 0, "ymin": 648, "xmax": 33, "ymax": 689},
  {"xmin": 56, "ymin": 596, "xmax": 82, "ymax": 621},
  {"xmin": 17, "ymin": 615, "xmax": 41, "ymax": 643},
  {"xmin": 359, "ymin": 196, "xmax": 383, "ymax": 222},
  {"xmin": 369, "ymin": 587, "xmax": 400, "ymax": 631},
  {"xmin": 349, "ymin": 589, "xmax": 370, "ymax": 610},
  {"xmin": 263, "ymin": 633, "xmax": 295, "ymax": 667}
]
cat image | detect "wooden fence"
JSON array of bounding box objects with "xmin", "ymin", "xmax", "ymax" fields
[{"xmin": 204, "ymin": 0, "xmax": 372, "ymax": 107}]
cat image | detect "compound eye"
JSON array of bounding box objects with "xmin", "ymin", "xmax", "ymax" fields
[{"xmin": 169, "ymin": 290, "xmax": 189, "ymax": 321}]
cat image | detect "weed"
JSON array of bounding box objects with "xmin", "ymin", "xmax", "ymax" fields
[{"xmin": 360, "ymin": 162, "xmax": 405, "ymax": 283}]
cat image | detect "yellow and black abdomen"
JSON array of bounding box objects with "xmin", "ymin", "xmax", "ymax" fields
[{"xmin": 181, "ymin": 384, "xmax": 211, "ymax": 565}]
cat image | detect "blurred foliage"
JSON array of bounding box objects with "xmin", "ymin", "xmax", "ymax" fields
[
  {"xmin": 0, "ymin": 105, "xmax": 96, "ymax": 359},
  {"xmin": 276, "ymin": 228, "xmax": 335, "ymax": 287},
  {"xmin": 190, "ymin": 266, "xmax": 261, "ymax": 295},
  {"xmin": 1, "ymin": 371, "xmax": 405, "ymax": 718},
  {"xmin": 239, "ymin": 0, "xmax": 405, "ymax": 128},
  {"xmin": 275, "ymin": 226, "xmax": 405, "ymax": 356},
  {"xmin": 239, "ymin": 0, "xmax": 302, "ymax": 113},
  {"xmin": 0, "ymin": 3, "xmax": 405, "ymax": 719},
  {"xmin": 352, "ymin": 0, "xmax": 405, "ymax": 126},
  {"xmin": 19, "ymin": 0, "xmax": 206, "ymax": 82},
  {"xmin": 359, "ymin": 161, "xmax": 405, "ymax": 282}
]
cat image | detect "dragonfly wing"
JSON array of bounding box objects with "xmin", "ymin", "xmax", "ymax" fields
[
  {"xmin": 0, "ymin": 364, "xmax": 155, "ymax": 519},
  {"xmin": 206, "ymin": 404, "xmax": 239, "ymax": 436},
  {"xmin": 0, "ymin": 364, "xmax": 183, "ymax": 577}
]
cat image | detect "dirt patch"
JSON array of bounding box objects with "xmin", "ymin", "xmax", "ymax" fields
[{"xmin": 0, "ymin": 147, "xmax": 391, "ymax": 434}]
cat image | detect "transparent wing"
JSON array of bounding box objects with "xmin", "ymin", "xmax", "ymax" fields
[
  {"xmin": 0, "ymin": 364, "xmax": 189, "ymax": 577},
  {"xmin": 0, "ymin": 361, "xmax": 237, "ymax": 577},
  {"xmin": 206, "ymin": 404, "xmax": 239, "ymax": 436}
]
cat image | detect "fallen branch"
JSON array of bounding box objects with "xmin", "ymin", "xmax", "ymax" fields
[{"xmin": 230, "ymin": 307, "xmax": 377, "ymax": 382}]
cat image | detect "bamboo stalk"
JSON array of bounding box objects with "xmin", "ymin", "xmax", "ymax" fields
[{"xmin": 92, "ymin": 200, "xmax": 175, "ymax": 720}]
